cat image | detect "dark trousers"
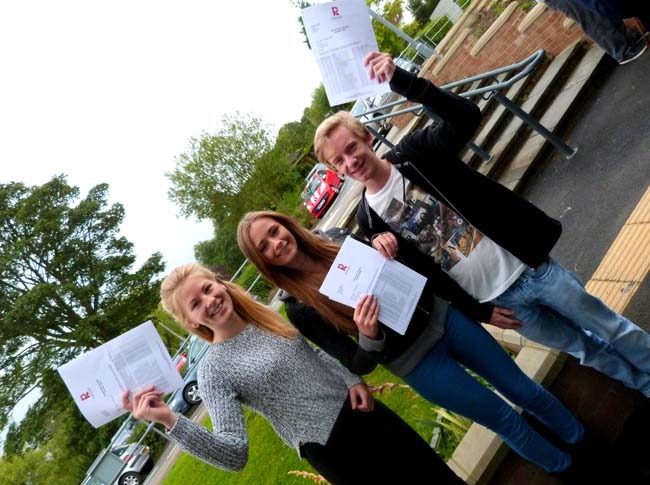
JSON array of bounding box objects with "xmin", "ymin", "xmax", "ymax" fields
[
  {"xmin": 607, "ymin": 0, "xmax": 650, "ymax": 31},
  {"xmin": 300, "ymin": 398, "xmax": 464, "ymax": 485},
  {"xmin": 573, "ymin": 0, "xmax": 650, "ymax": 31}
]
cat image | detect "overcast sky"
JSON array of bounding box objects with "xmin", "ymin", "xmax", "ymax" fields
[
  {"xmin": 0, "ymin": 0, "xmax": 325, "ymax": 430},
  {"xmin": 1, "ymin": 0, "xmax": 323, "ymax": 274}
]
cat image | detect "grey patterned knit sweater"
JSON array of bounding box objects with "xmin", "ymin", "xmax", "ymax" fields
[{"xmin": 168, "ymin": 324, "xmax": 362, "ymax": 471}]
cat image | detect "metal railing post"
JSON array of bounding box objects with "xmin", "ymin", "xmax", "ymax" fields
[
  {"xmin": 365, "ymin": 123, "xmax": 395, "ymax": 149},
  {"xmin": 368, "ymin": 9, "xmax": 438, "ymax": 59},
  {"xmin": 467, "ymin": 141, "xmax": 491, "ymax": 162},
  {"xmin": 492, "ymin": 92, "xmax": 578, "ymax": 159}
]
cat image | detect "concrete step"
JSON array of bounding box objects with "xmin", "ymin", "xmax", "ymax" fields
[
  {"xmin": 474, "ymin": 40, "xmax": 584, "ymax": 180},
  {"xmin": 496, "ymin": 43, "xmax": 608, "ymax": 191}
]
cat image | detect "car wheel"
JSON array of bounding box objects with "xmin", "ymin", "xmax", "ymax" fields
[
  {"xmin": 183, "ymin": 381, "xmax": 202, "ymax": 405},
  {"xmin": 119, "ymin": 472, "xmax": 142, "ymax": 485}
]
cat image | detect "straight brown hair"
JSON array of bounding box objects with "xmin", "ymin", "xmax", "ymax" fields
[{"xmin": 237, "ymin": 211, "xmax": 358, "ymax": 334}]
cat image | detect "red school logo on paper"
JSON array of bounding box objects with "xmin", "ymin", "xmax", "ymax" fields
[
  {"xmin": 80, "ymin": 391, "xmax": 92, "ymax": 401},
  {"xmin": 331, "ymin": 6, "xmax": 340, "ymax": 16},
  {"xmin": 337, "ymin": 263, "xmax": 348, "ymax": 272}
]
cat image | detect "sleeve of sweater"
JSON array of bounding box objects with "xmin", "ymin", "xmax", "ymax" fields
[
  {"xmin": 285, "ymin": 299, "xmax": 378, "ymax": 375},
  {"xmin": 388, "ymin": 66, "xmax": 482, "ymax": 159},
  {"xmin": 167, "ymin": 359, "xmax": 249, "ymax": 472}
]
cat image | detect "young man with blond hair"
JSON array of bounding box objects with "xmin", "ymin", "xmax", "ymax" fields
[{"xmin": 314, "ymin": 51, "xmax": 650, "ymax": 397}]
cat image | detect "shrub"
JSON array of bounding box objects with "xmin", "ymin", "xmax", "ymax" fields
[{"xmin": 234, "ymin": 263, "xmax": 274, "ymax": 301}]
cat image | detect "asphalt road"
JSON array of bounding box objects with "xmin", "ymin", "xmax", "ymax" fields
[{"xmin": 518, "ymin": 55, "xmax": 650, "ymax": 331}]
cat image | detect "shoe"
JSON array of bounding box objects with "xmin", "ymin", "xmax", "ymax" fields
[
  {"xmin": 619, "ymin": 44, "xmax": 648, "ymax": 65},
  {"xmin": 553, "ymin": 431, "xmax": 615, "ymax": 484}
]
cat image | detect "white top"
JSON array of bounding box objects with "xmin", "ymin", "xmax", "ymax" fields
[{"xmin": 366, "ymin": 164, "xmax": 526, "ymax": 302}]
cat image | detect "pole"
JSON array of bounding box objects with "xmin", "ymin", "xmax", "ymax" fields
[{"xmin": 367, "ymin": 8, "xmax": 438, "ymax": 59}]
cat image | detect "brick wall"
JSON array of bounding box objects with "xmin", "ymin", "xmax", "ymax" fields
[
  {"xmin": 426, "ymin": 8, "xmax": 586, "ymax": 85},
  {"xmin": 390, "ymin": 6, "xmax": 589, "ymax": 130}
]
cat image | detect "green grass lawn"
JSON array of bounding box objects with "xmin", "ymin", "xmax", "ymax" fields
[{"xmin": 162, "ymin": 366, "xmax": 467, "ymax": 485}]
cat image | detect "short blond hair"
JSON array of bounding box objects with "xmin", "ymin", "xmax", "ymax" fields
[{"xmin": 314, "ymin": 111, "xmax": 368, "ymax": 167}]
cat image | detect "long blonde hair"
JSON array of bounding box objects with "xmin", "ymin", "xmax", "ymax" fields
[
  {"xmin": 237, "ymin": 211, "xmax": 357, "ymax": 334},
  {"xmin": 160, "ymin": 263, "xmax": 297, "ymax": 342}
]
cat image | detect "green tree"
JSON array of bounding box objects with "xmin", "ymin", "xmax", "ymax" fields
[
  {"xmin": 167, "ymin": 113, "xmax": 274, "ymax": 222},
  {"xmin": 194, "ymin": 224, "xmax": 243, "ymax": 275},
  {"xmin": 407, "ymin": 0, "xmax": 440, "ymax": 25},
  {"xmin": 0, "ymin": 176, "xmax": 164, "ymax": 429},
  {"xmin": 3, "ymin": 368, "xmax": 119, "ymax": 463},
  {"xmin": 369, "ymin": 0, "xmax": 409, "ymax": 57},
  {"xmin": 275, "ymin": 120, "xmax": 314, "ymax": 156},
  {"xmin": 0, "ymin": 377, "xmax": 115, "ymax": 485},
  {"xmin": 241, "ymin": 150, "xmax": 303, "ymax": 213},
  {"xmin": 193, "ymin": 147, "xmax": 306, "ymax": 275},
  {"xmin": 275, "ymin": 120, "xmax": 316, "ymax": 175},
  {"xmin": 303, "ymin": 84, "xmax": 333, "ymax": 128}
]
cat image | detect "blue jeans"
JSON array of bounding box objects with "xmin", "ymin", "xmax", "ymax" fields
[
  {"xmin": 492, "ymin": 258, "xmax": 650, "ymax": 396},
  {"xmin": 404, "ymin": 307, "xmax": 583, "ymax": 473}
]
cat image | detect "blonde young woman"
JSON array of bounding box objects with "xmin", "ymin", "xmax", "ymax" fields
[
  {"xmin": 236, "ymin": 211, "xmax": 603, "ymax": 480},
  {"xmin": 121, "ymin": 263, "xmax": 464, "ymax": 485}
]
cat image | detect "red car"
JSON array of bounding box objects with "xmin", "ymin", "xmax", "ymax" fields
[{"xmin": 301, "ymin": 164, "xmax": 344, "ymax": 218}]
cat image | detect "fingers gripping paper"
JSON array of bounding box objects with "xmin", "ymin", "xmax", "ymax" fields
[
  {"xmin": 301, "ymin": 0, "xmax": 390, "ymax": 106},
  {"xmin": 58, "ymin": 321, "xmax": 184, "ymax": 427},
  {"xmin": 319, "ymin": 237, "xmax": 427, "ymax": 335}
]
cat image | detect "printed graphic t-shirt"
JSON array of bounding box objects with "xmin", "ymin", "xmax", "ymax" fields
[{"xmin": 366, "ymin": 165, "xmax": 526, "ymax": 302}]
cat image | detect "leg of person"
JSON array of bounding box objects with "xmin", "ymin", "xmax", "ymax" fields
[
  {"xmin": 443, "ymin": 307, "xmax": 585, "ymax": 446},
  {"xmin": 544, "ymin": 0, "xmax": 645, "ymax": 62},
  {"xmin": 403, "ymin": 310, "xmax": 575, "ymax": 473},
  {"xmin": 494, "ymin": 259, "xmax": 650, "ymax": 396},
  {"xmin": 599, "ymin": 0, "xmax": 650, "ymax": 33},
  {"xmin": 360, "ymin": 400, "xmax": 465, "ymax": 484},
  {"xmin": 301, "ymin": 398, "xmax": 465, "ymax": 484}
]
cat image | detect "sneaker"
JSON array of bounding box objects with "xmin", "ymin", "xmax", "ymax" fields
[{"xmin": 619, "ymin": 43, "xmax": 648, "ymax": 65}]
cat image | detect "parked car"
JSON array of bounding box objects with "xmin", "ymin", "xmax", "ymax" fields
[
  {"xmin": 301, "ymin": 163, "xmax": 344, "ymax": 218},
  {"xmin": 167, "ymin": 335, "xmax": 208, "ymax": 414},
  {"xmin": 109, "ymin": 443, "xmax": 153, "ymax": 485}
]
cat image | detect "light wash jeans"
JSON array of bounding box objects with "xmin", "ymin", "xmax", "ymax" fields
[
  {"xmin": 492, "ymin": 258, "xmax": 650, "ymax": 396},
  {"xmin": 404, "ymin": 307, "xmax": 583, "ymax": 473}
]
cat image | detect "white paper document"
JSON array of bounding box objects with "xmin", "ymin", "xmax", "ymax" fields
[
  {"xmin": 58, "ymin": 321, "xmax": 184, "ymax": 428},
  {"xmin": 319, "ymin": 237, "xmax": 427, "ymax": 335},
  {"xmin": 301, "ymin": 0, "xmax": 390, "ymax": 106}
]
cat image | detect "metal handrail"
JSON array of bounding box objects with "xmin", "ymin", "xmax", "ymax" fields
[
  {"xmin": 359, "ymin": 49, "xmax": 546, "ymax": 120},
  {"xmin": 356, "ymin": 48, "xmax": 578, "ymax": 159}
]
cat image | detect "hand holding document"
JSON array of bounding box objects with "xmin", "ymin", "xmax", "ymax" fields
[
  {"xmin": 301, "ymin": 0, "xmax": 390, "ymax": 106},
  {"xmin": 58, "ymin": 321, "xmax": 184, "ymax": 427},
  {"xmin": 319, "ymin": 237, "xmax": 427, "ymax": 335}
]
